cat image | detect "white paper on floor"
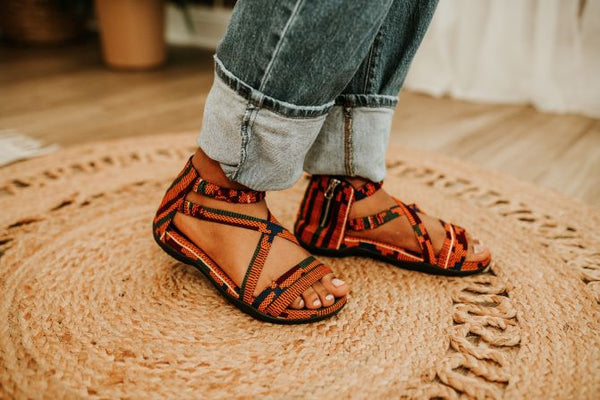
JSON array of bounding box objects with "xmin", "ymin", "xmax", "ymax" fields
[{"xmin": 0, "ymin": 130, "xmax": 59, "ymax": 167}]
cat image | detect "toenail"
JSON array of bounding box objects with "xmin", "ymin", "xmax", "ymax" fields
[
  {"xmin": 331, "ymin": 278, "xmax": 345, "ymax": 287},
  {"xmin": 325, "ymin": 294, "xmax": 334, "ymax": 302},
  {"xmin": 313, "ymin": 299, "xmax": 321, "ymax": 307},
  {"xmin": 298, "ymin": 299, "xmax": 304, "ymax": 308}
]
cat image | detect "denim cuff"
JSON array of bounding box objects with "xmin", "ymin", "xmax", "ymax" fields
[
  {"xmin": 214, "ymin": 56, "xmax": 334, "ymax": 118},
  {"xmin": 198, "ymin": 66, "xmax": 328, "ymax": 191},
  {"xmin": 334, "ymin": 94, "xmax": 398, "ymax": 109},
  {"xmin": 303, "ymin": 104, "xmax": 394, "ymax": 182},
  {"xmin": 199, "ymin": 57, "xmax": 395, "ymax": 190}
]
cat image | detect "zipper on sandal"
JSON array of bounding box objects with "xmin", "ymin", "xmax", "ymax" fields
[{"xmin": 319, "ymin": 178, "xmax": 341, "ymax": 227}]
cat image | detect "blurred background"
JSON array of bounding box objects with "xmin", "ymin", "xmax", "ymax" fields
[{"xmin": 0, "ymin": 0, "xmax": 598, "ymax": 205}]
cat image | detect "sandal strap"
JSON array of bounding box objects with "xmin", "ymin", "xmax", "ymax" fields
[
  {"xmin": 180, "ymin": 200, "xmax": 307, "ymax": 305},
  {"xmin": 181, "ymin": 201, "xmax": 299, "ymax": 244},
  {"xmin": 154, "ymin": 158, "xmax": 199, "ymax": 232},
  {"xmin": 407, "ymin": 203, "xmax": 423, "ymax": 213},
  {"xmin": 347, "ymin": 191, "xmax": 464, "ymax": 268},
  {"xmin": 266, "ymin": 263, "xmax": 331, "ymax": 317},
  {"xmin": 353, "ymin": 180, "xmax": 383, "ymax": 200},
  {"xmin": 238, "ymin": 213, "xmax": 301, "ymax": 302},
  {"xmin": 436, "ymin": 223, "xmax": 469, "ymax": 270},
  {"xmin": 193, "ymin": 178, "xmax": 265, "ymax": 204},
  {"xmin": 240, "ymin": 232, "xmax": 274, "ymax": 303},
  {"xmin": 394, "ymin": 200, "xmax": 437, "ymax": 265},
  {"xmin": 350, "ymin": 196, "xmax": 469, "ymax": 270},
  {"xmin": 347, "ymin": 204, "xmax": 404, "ymax": 231},
  {"xmin": 252, "ymin": 257, "xmax": 332, "ymax": 317}
]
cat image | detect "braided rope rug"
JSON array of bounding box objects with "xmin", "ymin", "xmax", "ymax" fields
[{"xmin": 1, "ymin": 133, "xmax": 598, "ymax": 399}]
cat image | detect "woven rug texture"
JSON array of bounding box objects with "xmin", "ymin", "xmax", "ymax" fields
[{"xmin": 0, "ymin": 133, "xmax": 599, "ymax": 399}]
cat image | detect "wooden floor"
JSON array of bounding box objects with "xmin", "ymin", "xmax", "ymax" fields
[{"xmin": 1, "ymin": 39, "xmax": 598, "ymax": 206}]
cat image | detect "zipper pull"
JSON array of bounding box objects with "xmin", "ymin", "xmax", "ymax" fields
[{"xmin": 319, "ymin": 178, "xmax": 340, "ymax": 227}]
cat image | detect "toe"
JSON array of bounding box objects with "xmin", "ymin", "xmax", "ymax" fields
[
  {"xmin": 320, "ymin": 273, "xmax": 350, "ymax": 297},
  {"xmin": 466, "ymin": 233, "xmax": 491, "ymax": 262},
  {"xmin": 312, "ymin": 281, "xmax": 335, "ymax": 307},
  {"xmin": 289, "ymin": 296, "xmax": 305, "ymax": 309},
  {"xmin": 302, "ymin": 286, "xmax": 322, "ymax": 309}
]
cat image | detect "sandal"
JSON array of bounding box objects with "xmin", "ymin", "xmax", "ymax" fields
[
  {"xmin": 294, "ymin": 175, "xmax": 490, "ymax": 275},
  {"xmin": 152, "ymin": 158, "xmax": 347, "ymax": 324}
]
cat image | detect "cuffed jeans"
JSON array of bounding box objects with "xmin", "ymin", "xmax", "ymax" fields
[{"xmin": 198, "ymin": 0, "xmax": 438, "ymax": 191}]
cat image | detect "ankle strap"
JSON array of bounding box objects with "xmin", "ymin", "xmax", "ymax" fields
[
  {"xmin": 193, "ymin": 178, "xmax": 265, "ymax": 204},
  {"xmin": 353, "ymin": 180, "xmax": 383, "ymax": 200}
]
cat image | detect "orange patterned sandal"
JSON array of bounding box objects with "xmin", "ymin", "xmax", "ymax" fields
[
  {"xmin": 153, "ymin": 158, "xmax": 347, "ymax": 324},
  {"xmin": 294, "ymin": 175, "xmax": 490, "ymax": 276}
]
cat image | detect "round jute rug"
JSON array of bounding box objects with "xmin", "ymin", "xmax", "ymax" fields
[{"xmin": 1, "ymin": 133, "xmax": 598, "ymax": 399}]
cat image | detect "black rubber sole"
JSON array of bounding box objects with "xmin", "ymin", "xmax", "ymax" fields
[
  {"xmin": 299, "ymin": 240, "xmax": 488, "ymax": 277},
  {"xmin": 153, "ymin": 230, "xmax": 345, "ymax": 325}
]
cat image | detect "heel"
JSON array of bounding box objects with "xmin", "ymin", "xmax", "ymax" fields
[
  {"xmin": 152, "ymin": 227, "xmax": 190, "ymax": 266},
  {"xmin": 294, "ymin": 175, "xmax": 354, "ymax": 251},
  {"xmin": 153, "ymin": 157, "xmax": 199, "ymax": 240}
]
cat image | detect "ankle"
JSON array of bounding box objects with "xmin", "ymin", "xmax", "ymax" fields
[
  {"xmin": 344, "ymin": 176, "xmax": 369, "ymax": 188},
  {"xmin": 184, "ymin": 190, "xmax": 268, "ymax": 219},
  {"xmin": 192, "ymin": 147, "xmax": 247, "ymax": 190},
  {"xmin": 184, "ymin": 150, "xmax": 269, "ymax": 216}
]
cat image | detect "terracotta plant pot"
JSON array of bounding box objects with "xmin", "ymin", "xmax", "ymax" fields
[{"xmin": 95, "ymin": 0, "xmax": 165, "ymax": 70}]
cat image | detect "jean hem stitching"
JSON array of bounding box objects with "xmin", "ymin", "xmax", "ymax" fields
[
  {"xmin": 343, "ymin": 107, "xmax": 355, "ymax": 176},
  {"xmin": 214, "ymin": 56, "xmax": 334, "ymax": 119},
  {"xmin": 232, "ymin": 104, "xmax": 257, "ymax": 181},
  {"xmin": 335, "ymin": 94, "xmax": 398, "ymax": 108}
]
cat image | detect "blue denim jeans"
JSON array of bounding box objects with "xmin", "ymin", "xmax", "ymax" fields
[{"xmin": 198, "ymin": 0, "xmax": 438, "ymax": 191}]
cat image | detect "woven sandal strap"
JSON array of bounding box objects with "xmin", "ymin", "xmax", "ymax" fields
[
  {"xmin": 192, "ymin": 178, "xmax": 265, "ymax": 204},
  {"xmin": 435, "ymin": 221, "xmax": 456, "ymax": 270},
  {"xmin": 395, "ymin": 200, "xmax": 437, "ymax": 265},
  {"xmin": 268, "ymin": 213, "xmax": 300, "ymax": 244},
  {"xmin": 251, "ymin": 257, "xmax": 327, "ymax": 317},
  {"xmin": 180, "ymin": 201, "xmax": 302, "ymax": 304},
  {"xmin": 353, "ymin": 180, "xmax": 383, "ymax": 201},
  {"xmin": 251, "ymin": 257, "xmax": 319, "ymax": 312},
  {"xmin": 436, "ymin": 223, "xmax": 468, "ymax": 270},
  {"xmin": 239, "ymin": 217, "xmax": 301, "ymax": 303},
  {"xmin": 181, "ymin": 201, "xmax": 299, "ymax": 245},
  {"xmin": 266, "ymin": 261, "xmax": 331, "ymax": 317},
  {"xmin": 407, "ymin": 203, "xmax": 423, "ymax": 213},
  {"xmin": 155, "ymin": 158, "xmax": 199, "ymax": 223},
  {"xmin": 240, "ymin": 232, "xmax": 274, "ymax": 303},
  {"xmin": 347, "ymin": 205, "xmax": 404, "ymax": 231}
]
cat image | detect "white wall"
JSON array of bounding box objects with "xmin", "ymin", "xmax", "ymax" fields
[{"xmin": 166, "ymin": 1, "xmax": 600, "ymax": 117}]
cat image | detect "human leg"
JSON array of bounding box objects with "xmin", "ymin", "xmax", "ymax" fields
[
  {"xmin": 297, "ymin": 0, "xmax": 491, "ymax": 273},
  {"xmin": 156, "ymin": 0, "xmax": 403, "ymax": 321}
]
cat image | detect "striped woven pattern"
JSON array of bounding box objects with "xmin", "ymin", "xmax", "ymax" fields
[
  {"xmin": 295, "ymin": 175, "xmax": 490, "ymax": 273},
  {"xmin": 294, "ymin": 175, "xmax": 355, "ymax": 250},
  {"xmin": 347, "ymin": 204, "xmax": 403, "ymax": 231},
  {"xmin": 193, "ymin": 179, "xmax": 265, "ymax": 203},
  {"xmin": 354, "ymin": 180, "xmax": 382, "ymax": 200},
  {"xmin": 153, "ymin": 158, "xmax": 346, "ymax": 322},
  {"xmin": 153, "ymin": 158, "xmax": 198, "ymax": 238}
]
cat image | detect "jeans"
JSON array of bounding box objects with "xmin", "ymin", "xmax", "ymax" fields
[{"xmin": 198, "ymin": 0, "xmax": 438, "ymax": 191}]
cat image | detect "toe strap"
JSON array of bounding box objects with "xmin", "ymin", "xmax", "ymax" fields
[
  {"xmin": 251, "ymin": 256, "xmax": 332, "ymax": 318},
  {"xmin": 436, "ymin": 222, "xmax": 469, "ymax": 270}
]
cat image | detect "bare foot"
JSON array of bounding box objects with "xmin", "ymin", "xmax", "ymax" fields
[
  {"xmin": 173, "ymin": 149, "xmax": 350, "ymax": 310},
  {"xmin": 346, "ymin": 177, "xmax": 490, "ymax": 264}
]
